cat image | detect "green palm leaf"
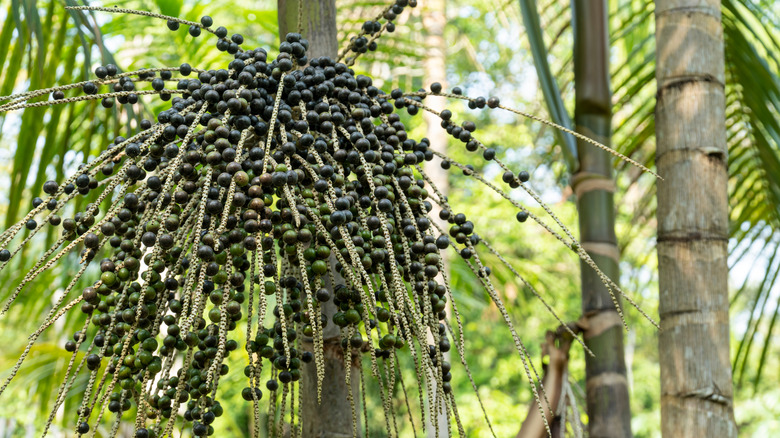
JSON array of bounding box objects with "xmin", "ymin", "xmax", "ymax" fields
[{"xmin": 517, "ymin": 0, "xmax": 577, "ymax": 171}]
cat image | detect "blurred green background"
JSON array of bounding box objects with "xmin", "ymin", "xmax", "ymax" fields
[{"xmin": 0, "ymin": 0, "xmax": 779, "ymax": 436}]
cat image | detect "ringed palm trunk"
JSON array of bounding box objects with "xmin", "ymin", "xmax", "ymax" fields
[
  {"xmin": 655, "ymin": 1, "xmax": 737, "ymax": 436},
  {"xmin": 278, "ymin": 1, "xmax": 361, "ymax": 436},
  {"xmin": 571, "ymin": 1, "xmax": 632, "ymax": 436}
]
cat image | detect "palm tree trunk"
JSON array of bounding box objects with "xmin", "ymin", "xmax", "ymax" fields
[
  {"xmin": 571, "ymin": 1, "xmax": 632, "ymax": 436},
  {"xmin": 278, "ymin": 2, "xmax": 361, "ymax": 436},
  {"xmin": 278, "ymin": 0, "xmax": 338, "ymax": 60},
  {"xmin": 421, "ymin": 0, "xmax": 449, "ymax": 435},
  {"xmin": 654, "ymin": 0, "xmax": 737, "ymax": 436}
]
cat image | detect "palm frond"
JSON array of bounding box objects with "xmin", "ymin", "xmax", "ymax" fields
[{"xmin": 517, "ymin": 0, "xmax": 577, "ymax": 171}]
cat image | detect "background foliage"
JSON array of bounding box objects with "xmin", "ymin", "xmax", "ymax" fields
[{"xmin": 0, "ymin": 0, "xmax": 779, "ymax": 436}]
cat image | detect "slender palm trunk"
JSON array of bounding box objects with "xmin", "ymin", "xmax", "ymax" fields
[
  {"xmin": 421, "ymin": 0, "xmax": 449, "ymax": 435},
  {"xmin": 422, "ymin": 0, "xmax": 447, "ymax": 224},
  {"xmin": 278, "ymin": 2, "xmax": 361, "ymax": 436},
  {"xmin": 654, "ymin": 0, "xmax": 737, "ymax": 436},
  {"xmin": 571, "ymin": 1, "xmax": 631, "ymax": 436}
]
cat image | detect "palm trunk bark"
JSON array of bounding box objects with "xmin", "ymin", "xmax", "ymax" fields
[
  {"xmin": 654, "ymin": 1, "xmax": 737, "ymax": 436},
  {"xmin": 278, "ymin": 2, "xmax": 361, "ymax": 436},
  {"xmin": 278, "ymin": 0, "xmax": 338, "ymax": 60},
  {"xmin": 571, "ymin": 1, "xmax": 632, "ymax": 436}
]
